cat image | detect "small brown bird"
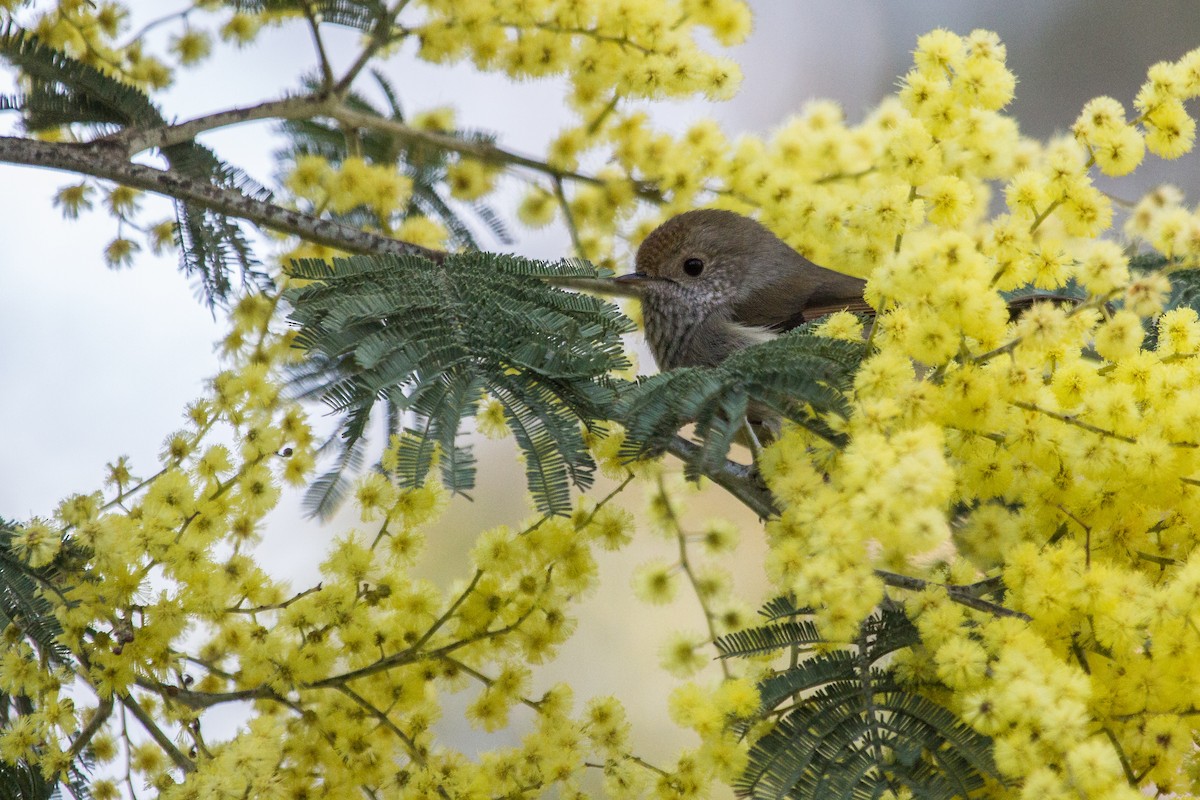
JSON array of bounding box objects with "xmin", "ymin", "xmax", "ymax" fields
[{"xmin": 615, "ymin": 209, "xmax": 870, "ymax": 372}]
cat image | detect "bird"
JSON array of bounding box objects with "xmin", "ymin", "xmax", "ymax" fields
[{"xmin": 614, "ymin": 208, "xmax": 871, "ymax": 372}]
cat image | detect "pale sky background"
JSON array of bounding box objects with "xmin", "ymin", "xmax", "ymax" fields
[{"xmin": 1, "ymin": 0, "xmax": 1199, "ymax": 789}]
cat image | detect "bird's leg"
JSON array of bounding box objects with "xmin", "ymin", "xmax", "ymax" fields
[{"xmin": 741, "ymin": 417, "xmax": 764, "ymax": 464}]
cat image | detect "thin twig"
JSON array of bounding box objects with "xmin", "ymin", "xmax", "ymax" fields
[
  {"xmin": 1012, "ymin": 400, "xmax": 1137, "ymax": 444},
  {"xmin": 118, "ymin": 5, "xmax": 192, "ymax": 50},
  {"xmin": 120, "ymin": 691, "xmax": 195, "ymax": 773},
  {"xmin": 302, "ymin": 4, "xmax": 336, "ymax": 90},
  {"xmin": 332, "ymin": 105, "xmax": 662, "ymax": 201},
  {"xmin": 552, "ymin": 175, "xmax": 584, "ymax": 257},
  {"xmin": 332, "ymin": 0, "xmax": 412, "ymax": 95},
  {"xmin": 655, "ymin": 475, "xmax": 732, "ymax": 679},
  {"xmin": 69, "ymin": 695, "xmax": 113, "ymax": 758}
]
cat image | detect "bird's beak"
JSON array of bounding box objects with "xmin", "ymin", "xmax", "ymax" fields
[
  {"xmin": 611, "ymin": 272, "xmax": 658, "ymax": 295},
  {"xmin": 613, "ymin": 271, "xmax": 652, "ymax": 285}
]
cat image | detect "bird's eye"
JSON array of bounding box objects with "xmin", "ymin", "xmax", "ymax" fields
[{"xmin": 683, "ymin": 257, "xmax": 704, "ymax": 277}]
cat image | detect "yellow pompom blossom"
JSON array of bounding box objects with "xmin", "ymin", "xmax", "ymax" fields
[
  {"xmin": 169, "ymin": 29, "xmax": 211, "ymax": 65},
  {"xmin": 446, "ymin": 158, "xmax": 498, "ymax": 200}
]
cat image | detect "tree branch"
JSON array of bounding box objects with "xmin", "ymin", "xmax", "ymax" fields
[
  {"xmin": 120, "ymin": 690, "xmax": 195, "ymax": 773},
  {"xmin": 874, "ymin": 569, "xmax": 1030, "ymax": 620},
  {"xmin": 0, "ymin": 136, "xmax": 444, "ymax": 262},
  {"xmin": 333, "ymin": 0, "xmax": 413, "ymax": 95},
  {"xmin": 331, "ymin": 105, "xmax": 662, "ymax": 201},
  {"xmin": 665, "ymin": 435, "xmax": 777, "ymax": 519},
  {"xmin": 106, "ymin": 94, "xmax": 334, "ymax": 156}
]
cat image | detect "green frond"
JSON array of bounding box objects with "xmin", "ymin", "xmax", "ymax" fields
[
  {"xmin": 0, "ymin": 759, "xmax": 54, "ymax": 800},
  {"xmin": 0, "ymin": 25, "xmax": 271, "ymax": 305},
  {"xmin": 300, "ymin": 437, "xmax": 366, "ymax": 521},
  {"xmin": 285, "ymin": 252, "xmax": 632, "ymax": 516},
  {"xmin": 369, "ymin": 68, "xmax": 404, "ymax": 120},
  {"xmin": 0, "ymin": 521, "xmax": 70, "ymax": 664},
  {"xmin": 725, "ymin": 601, "xmax": 997, "ymax": 800},
  {"xmin": 861, "ymin": 604, "xmax": 921, "ymax": 662},
  {"xmin": 753, "ymin": 653, "xmax": 866, "ymax": 711},
  {"xmin": 0, "ymin": 521, "xmax": 93, "ymax": 798},
  {"xmin": 0, "ymin": 23, "xmax": 164, "ymax": 130},
  {"xmin": 1137, "ymin": 257, "xmax": 1200, "ymax": 349},
  {"xmin": 1129, "ymin": 252, "xmax": 1170, "ymax": 273},
  {"xmin": 157, "ymin": 142, "xmax": 275, "ymax": 305},
  {"xmin": 616, "ymin": 329, "xmax": 865, "ymax": 471},
  {"xmin": 757, "ymin": 594, "xmax": 816, "ymax": 621},
  {"xmin": 714, "ymin": 619, "xmax": 825, "ymax": 659},
  {"xmin": 228, "ymin": 1, "xmax": 387, "ymax": 32}
]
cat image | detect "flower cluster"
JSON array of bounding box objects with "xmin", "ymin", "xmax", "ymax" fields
[
  {"xmin": 4, "ymin": 289, "xmax": 317, "ymax": 789},
  {"xmin": 750, "ymin": 30, "xmax": 1200, "ymax": 799}
]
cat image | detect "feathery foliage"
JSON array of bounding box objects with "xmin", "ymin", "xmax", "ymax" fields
[
  {"xmin": 1129, "ymin": 253, "xmax": 1200, "ymax": 349},
  {"xmin": 228, "ymin": 0, "xmax": 388, "ymax": 33},
  {"xmin": 161, "ymin": 141, "xmax": 274, "ymax": 304},
  {"xmin": 0, "ymin": 22, "xmax": 162, "ymax": 131},
  {"xmin": 285, "ymin": 252, "xmax": 633, "ymax": 516},
  {"xmin": 720, "ymin": 598, "xmax": 998, "ymax": 800},
  {"xmin": 616, "ymin": 329, "xmax": 865, "ymax": 475},
  {"xmin": 0, "ymin": 521, "xmax": 91, "ymax": 800},
  {"xmin": 0, "ymin": 520, "xmax": 69, "ymax": 665}
]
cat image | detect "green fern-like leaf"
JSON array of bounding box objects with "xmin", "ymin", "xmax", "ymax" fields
[
  {"xmin": 228, "ymin": 0, "xmax": 387, "ymax": 31},
  {"xmin": 615, "ymin": 329, "xmax": 865, "ymax": 473},
  {"xmin": 285, "ymin": 252, "xmax": 632, "ymax": 516},
  {"xmin": 0, "ymin": 23, "xmax": 164, "ymax": 130},
  {"xmin": 0, "ymin": 521, "xmax": 94, "ymax": 799},
  {"xmin": 0, "ymin": 521, "xmax": 70, "ymax": 664},
  {"xmin": 159, "ymin": 141, "xmax": 275, "ymax": 304},
  {"xmin": 720, "ymin": 602, "xmax": 997, "ymax": 800},
  {"xmin": 715, "ymin": 619, "xmax": 825, "ymax": 659},
  {"xmin": 1134, "ymin": 256, "xmax": 1200, "ymax": 349},
  {"xmin": 0, "ymin": 25, "xmax": 273, "ymax": 305}
]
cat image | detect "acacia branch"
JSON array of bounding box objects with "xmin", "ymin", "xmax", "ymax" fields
[
  {"xmin": 874, "ymin": 569, "xmax": 1030, "ymax": 620},
  {"xmin": 0, "ymin": 136, "xmax": 444, "ymax": 262},
  {"xmin": 664, "ymin": 436, "xmax": 777, "ymax": 518},
  {"xmin": 106, "ymin": 94, "xmax": 334, "ymax": 156},
  {"xmin": 333, "ymin": 0, "xmax": 413, "ymax": 95},
  {"xmin": 331, "ymin": 105, "xmax": 662, "ymax": 200},
  {"xmin": 120, "ymin": 691, "xmax": 195, "ymax": 773}
]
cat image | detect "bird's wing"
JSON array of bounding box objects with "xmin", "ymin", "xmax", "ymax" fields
[{"xmin": 732, "ymin": 267, "xmax": 871, "ymax": 332}]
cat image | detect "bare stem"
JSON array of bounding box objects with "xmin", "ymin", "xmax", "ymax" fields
[
  {"xmin": 1012, "ymin": 400, "xmax": 1137, "ymax": 444},
  {"xmin": 120, "ymin": 691, "xmax": 195, "ymax": 773},
  {"xmin": 659, "ymin": 478, "xmax": 732, "ymax": 680},
  {"xmin": 332, "ymin": 0, "xmax": 413, "ymax": 95},
  {"xmin": 105, "ymin": 95, "xmax": 334, "ymax": 156},
  {"xmin": 332, "ymin": 105, "xmax": 661, "ymax": 200},
  {"xmin": 302, "ymin": 4, "xmax": 336, "ymax": 90}
]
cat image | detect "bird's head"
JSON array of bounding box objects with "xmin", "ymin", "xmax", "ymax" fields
[{"xmin": 616, "ymin": 209, "xmax": 792, "ymax": 313}]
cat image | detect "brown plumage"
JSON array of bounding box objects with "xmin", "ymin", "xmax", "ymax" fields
[{"xmin": 616, "ymin": 209, "xmax": 869, "ymax": 371}]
